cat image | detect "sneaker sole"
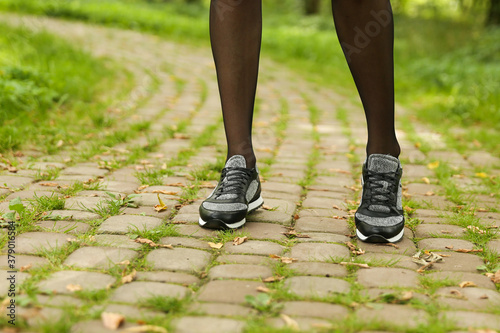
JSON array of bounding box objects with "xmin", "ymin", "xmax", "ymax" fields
[
  {"xmin": 356, "ymin": 228, "xmax": 404, "ymax": 243},
  {"xmin": 198, "ymin": 196, "xmax": 264, "ymax": 230}
]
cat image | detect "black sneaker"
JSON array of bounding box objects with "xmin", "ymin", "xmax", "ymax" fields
[
  {"xmin": 199, "ymin": 155, "xmax": 264, "ymax": 230},
  {"xmin": 355, "ymin": 154, "xmax": 404, "ymax": 243}
]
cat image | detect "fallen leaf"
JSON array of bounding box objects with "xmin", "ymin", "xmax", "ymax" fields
[
  {"xmin": 449, "ymin": 289, "xmax": 462, "ymax": 297},
  {"xmin": 282, "ymin": 230, "xmax": 310, "ymax": 239},
  {"xmin": 280, "ymin": 314, "xmax": 299, "ymax": 331},
  {"xmin": 20, "ymin": 264, "xmax": 32, "ymax": 272},
  {"xmin": 400, "ymin": 291, "xmax": 413, "ymax": 301},
  {"xmin": 332, "ymin": 204, "xmax": 342, "ymax": 210},
  {"xmin": 233, "ymin": 236, "xmax": 248, "ymax": 245},
  {"xmin": 340, "ymin": 262, "xmax": 370, "ymax": 268},
  {"xmin": 118, "ymin": 260, "xmax": 130, "ymax": 266},
  {"xmin": 208, "ymin": 242, "xmax": 223, "ymax": 249},
  {"xmin": 125, "ymin": 326, "xmax": 168, "ymax": 333},
  {"xmin": 490, "ymin": 270, "xmax": 500, "ymax": 284},
  {"xmin": 154, "ymin": 193, "xmax": 168, "ymax": 212},
  {"xmin": 415, "ymin": 142, "xmax": 421, "ymax": 148},
  {"xmin": 66, "ymin": 284, "xmax": 83, "ymax": 292},
  {"xmin": 459, "ymin": 281, "xmax": 477, "ymax": 288},
  {"xmin": 427, "ymin": 161, "xmax": 440, "ymax": 170},
  {"xmin": 122, "ymin": 269, "xmax": 137, "ymax": 284},
  {"xmin": 262, "ymin": 276, "xmax": 284, "ymax": 283},
  {"xmin": 281, "ymin": 257, "xmax": 298, "ymax": 264},
  {"xmin": 152, "ymin": 190, "xmax": 178, "ymax": 195},
  {"xmin": 422, "ymin": 177, "xmax": 431, "ymax": 184},
  {"xmin": 262, "ymin": 205, "xmax": 275, "ymax": 210},
  {"xmin": 424, "ymin": 191, "xmax": 435, "ymax": 196},
  {"xmin": 39, "ymin": 182, "xmax": 59, "ymax": 187},
  {"xmin": 475, "ymin": 172, "xmax": 489, "ymax": 178},
  {"xmin": 384, "ymin": 243, "xmax": 400, "ymax": 249},
  {"xmin": 256, "ymin": 286, "xmax": 271, "ymax": 293},
  {"xmin": 134, "ymin": 238, "xmax": 173, "ymax": 249},
  {"xmin": 455, "ymin": 248, "xmax": 483, "ymax": 253},
  {"xmin": 56, "ymin": 140, "xmax": 64, "ymax": 148},
  {"xmin": 445, "ymin": 245, "xmax": 454, "ymax": 249},
  {"xmin": 345, "ymin": 241, "xmax": 365, "ymax": 255},
  {"xmin": 8, "ymin": 166, "xmax": 17, "ymax": 173},
  {"xmin": 479, "ymin": 294, "xmax": 489, "ymax": 299},
  {"xmin": 101, "ymin": 312, "xmax": 125, "ymax": 330},
  {"xmin": 137, "ymin": 185, "xmax": 149, "ymax": 191}
]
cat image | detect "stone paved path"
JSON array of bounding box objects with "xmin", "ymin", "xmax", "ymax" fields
[{"xmin": 1, "ymin": 14, "xmax": 499, "ymax": 333}]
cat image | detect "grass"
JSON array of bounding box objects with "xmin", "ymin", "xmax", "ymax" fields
[{"xmin": 0, "ymin": 21, "xmax": 124, "ymax": 153}]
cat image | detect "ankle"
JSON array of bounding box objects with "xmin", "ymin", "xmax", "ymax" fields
[{"xmin": 366, "ymin": 141, "xmax": 401, "ymax": 159}]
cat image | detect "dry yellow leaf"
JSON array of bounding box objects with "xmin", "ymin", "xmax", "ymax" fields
[
  {"xmin": 135, "ymin": 238, "xmax": 173, "ymax": 249},
  {"xmin": 125, "ymin": 325, "xmax": 168, "ymax": 333},
  {"xmin": 122, "ymin": 269, "xmax": 137, "ymax": 284},
  {"xmin": 233, "ymin": 236, "xmax": 248, "ymax": 246},
  {"xmin": 422, "ymin": 177, "xmax": 431, "ymax": 184},
  {"xmin": 208, "ymin": 242, "xmax": 223, "ymax": 249},
  {"xmin": 20, "ymin": 264, "xmax": 32, "ymax": 272},
  {"xmin": 475, "ymin": 172, "xmax": 488, "ymax": 178},
  {"xmin": 154, "ymin": 193, "xmax": 168, "ymax": 212},
  {"xmin": 414, "ymin": 142, "xmax": 421, "ymax": 148},
  {"xmin": 137, "ymin": 185, "xmax": 149, "ymax": 191},
  {"xmin": 152, "ymin": 190, "xmax": 178, "ymax": 195},
  {"xmin": 66, "ymin": 284, "xmax": 83, "ymax": 292},
  {"xmin": 256, "ymin": 286, "xmax": 271, "ymax": 293},
  {"xmin": 118, "ymin": 260, "xmax": 130, "ymax": 266},
  {"xmin": 427, "ymin": 161, "xmax": 440, "ymax": 170},
  {"xmin": 459, "ymin": 281, "xmax": 477, "ymax": 288},
  {"xmin": 101, "ymin": 312, "xmax": 125, "ymax": 330},
  {"xmin": 39, "ymin": 182, "xmax": 59, "ymax": 187},
  {"xmin": 262, "ymin": 276, "xmax": 284, "ymax": 283},
  {"xmin": 340, "ymin": 262, "xmax": 370, "ymax": 268},
  {"xmin": 280, "ymin": 314, "xmax": 299, "ymax": 331}
]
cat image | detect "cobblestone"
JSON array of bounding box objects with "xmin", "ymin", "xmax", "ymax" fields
[
  {"xmin": 64, "ymin": 247, "xmax": 138, "ymax": 269},
  {"xmin": 97, "ymin": 215, "xmax": 163, "ymax": 234},
  {"xmin": 197, "ymin": 280, "xmax": 264, "ymax": 303},
  {"xmin": 357, "ymin": 267, "xmax": 419, "ymax": 288},
  {"xmin": 110, "ymin": 281, "xmax": 189, "ymax": 303},
  {"xmin": 208, "ymin": 264, "xmax": 273, "ymax": 280},
  {"xmin": 38, "ymin": 271, "xmax": 115, "ymax": 294},
  {"xmin": 8, "ymin": 232, "xmax": 70, "ymax": 254},
  {"xmin": 290, "ymin": 242, "xmax": 350, "ymax": 262},
  {"xmin": 285, "ymin": 276, "xmax": 350, "ymax": 297},
  {"xmin": 147, "ymin": 248, "xmax": 211, "ymax": 273}
]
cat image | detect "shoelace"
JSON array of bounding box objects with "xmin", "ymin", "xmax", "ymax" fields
[
  {"xmin": 364, "ymin": 170, "xmax": 398, "ymax": 207},
  {"xmin": 214, "ymin": 167, "xmax": 253, "ymax": 198}
]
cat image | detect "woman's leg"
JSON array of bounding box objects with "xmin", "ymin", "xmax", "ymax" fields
[
  {"xmin": 332, "ymin": 0, "xmax": 404, "ymax": 243},
  {"xmin": 210, "ymin": 0, "xmax": 262, "ymax": 168},
  {"xmin": 331, "ymin": 0, "xmax": 400, "ymax": 157}
]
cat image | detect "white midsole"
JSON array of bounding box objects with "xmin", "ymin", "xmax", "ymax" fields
[
  {"xmin": 198, "ymin": 196, "xmax": 264, "ymax": 229},
  {"xmin": 356, "ymin": 228, "xmax": 404, "ymax": 243}
]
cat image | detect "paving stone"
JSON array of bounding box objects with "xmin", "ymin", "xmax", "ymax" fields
[
  {"xmin": 405, "ymin": 183, "xmax": 441, "ymax": 196},
  {"xmin": 360, "ymin": 288, "xmax": 431, "ymax": 303},
  {"xmin": 110, "ymin": 281, "xmax": 189, "ymax": 303},
  {"xmin": 426, "ymin": 252, "xmax": 484, "ymax": 273},
  {"xmin": 314, "ymin": 176, "xmax": 354, "ymax": 187},
  {"xmin": 288, "ymin": 262, "xmax": 348, "ymax": 278},
  {"xmin": 442, "ymin": 311, "xmax": 500, "ymax": 330},
  {"xmin": 45, "ymin": 210, "xmax": 101, "ymax": 221},
  {"xmin": 404, "ymin": 165, "xmax": 434, "ymax": 179},
  {"xmin": 0, "ymin": 175, "xmax": 34, "ymax": 189},
  {"xmin": 240, "ymin": 222, "xmax": 287, "ymax": 241},
  {"xmin": 97, "ymin": 215, "xmax": 163, "ymax": 234},
  {"xmin": 357, "ymin": 267, "xmax": 419, "ymax": 288},
  {"xmin": 135, "ymin": 271, "xmax": 200, "ymax": 285},
  {"xmin": 147, "ymin": 248, "xmax": 211, "ymax": 273},
  {"xmin": 20, "ymin": 307, "xmax": 64, "ymax": 327},
  {"xmin": 282, "ymin": 301, "xmax": 349, "ymax": 319},
  {"xmin": 306, "ymin": 190, "xmax": 348, "ymax": 201},
  {"xmin": 190, "ymin": 302, "xmax": 254, "ymax": 317},
  {"xmin": 5, "ymin": 190, "xmax": 60, "ymax": 201},
  {"xmin": 476, "ymin": 211, "xmax": 500, "ymax": 227},
  {"xmin": 429, "ymin": 271, "xmax": 497, "ymax": 290},
  {"xmin": 121, "ymin": 206, "xmax": 172, "ymax": 219},
  {"xmin": 57, "ymin": 174, "xmax": 100, "ymax": 182},
  {"xmin": 360, "ymin": 253, "xmax": 418, "ymax": 270},
  {"xmin": 223, "ymin": 240, "xmax": 284, "ymax": 256},
  {"xmin": 101, "ymin": 180, "xmax": 140, "ymax": 194},
  {"xmin": 37, "ymin": 294, "xmax": 84, "ymax": 307},
  {"xmin": 415, "ymin": 224, "xmax": 465, "ymax": 238},
  {"xmin": 100, "ymin": 304, "xmax": 164, "ymax": 319},
  {"xmin": 290, "ymin": 243, "xmax": 350, "ymax": 262},
  {"xmin": 1, "ymin": 270, "xmax": 29, "ymax": 296},
  {"xmin": 299, "ymin": 208, "xmax": 338, "ymax": 217},
  {"xmin": 209, "ymin": 264, "xmax": 273, "ymax": 280},
  {"xmin": 131, "ymin": 193, "xmax": 178, "ymax": 206},
  {"xmin": 356, "ymin": 304, "xmax": 428, "ymax": 329},
  {"xmin": 487, "ymin": 239, "xmax": 500, "ymax": 253},
  {"xmin": 295, "ymin": 216, "xmax": 350, "ymax": 235},
  {"xmin": 417, "ymin": 195, "xmax": 453, "ymax": 209},
  {"xmin": 216, "ymin": 254, "xmax": 273, "ymax": 265},
  {"xmin": 261, "ymin": 181, "xmax": 302, "ymax": 196},
  {"xmin": 266, "ymin": 316, "xmax": 332, "ymax": 331},
  {"xmin": 29, "ymin": 161, "xmax": 65, "ymax": 170},
  {"xmin": 417, "ymin": 238, "xmax": 475, "ymax": 251},
  {"xmin": 160, "ymin": 236, "xmax": 212, "ymax": 250},
  {"xmin": 77, "ymin": 190, "xmax": 124, "ymax": 198},
  {"xmin": 297, "ymin": 232, "xmax": 350, "ymax": 243},
  {"xmin": 302, "ymin": 196, "xmax": 346, "ymax": 210},
  {"xmin": 436, "ymin": 287, "xmax": 500, "ymax": 310},
  {"xmin": 176, "ymin": 224, "xmax": 219, "ymax": 238},
  {"xmin": 61, "ymin": 165, "xmax": 108, "ymax": 177},
  {"xmin": 467, "ymin": 151, "xmax": 500, "ymax": 167},
  {"xmin": 38, "ymin": 270, "xmax": 115, "ymax": 294},
  {"xmin": 259, "ymin": 198, "xmax": 297, "ymax": 215},
  {"xmin": 361, "ymin": 233, "xmax": 416, "ymax": 255},
  {"xmin": 64, "ymin": 247, "xmax": 138, "ymax": 269},
  {"xmin": 246, "ymin": 209, "xmax": 293, "ymax": 225},
  {"xmin": 285, "ymin": 276, "xmax": 350, "ymax": 297},
  {"xmin": 413, "ymin": 209, "xmax": 444, "ymax": 218},
  {"xmin": 36, "ymin": 220, "xmax": 91, "ymax": 234},
  {"xmin": 0, "ymin": 254, "xmax": 49, "ymax": 269},
  {"xmin": 65, "ymin": 196, "xmax": 105, "ymax": 211},
  {"xmin": 197, "ymin": 280, "xmax": 264, "ymax": 304},
  {"xmin": 174, "ymin": 316, "xmax": 245, "ymax": 333},
  {"xmin": 94, "ymin": 235, "xmax": 142, "ymax": 250},
  {"xmin": 71, "ymin": 320, "xmax": 137, "ymax": 332},
  {"xmin": 7, "ymin": 232, "xmax": 70, "ymax": 254}
]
